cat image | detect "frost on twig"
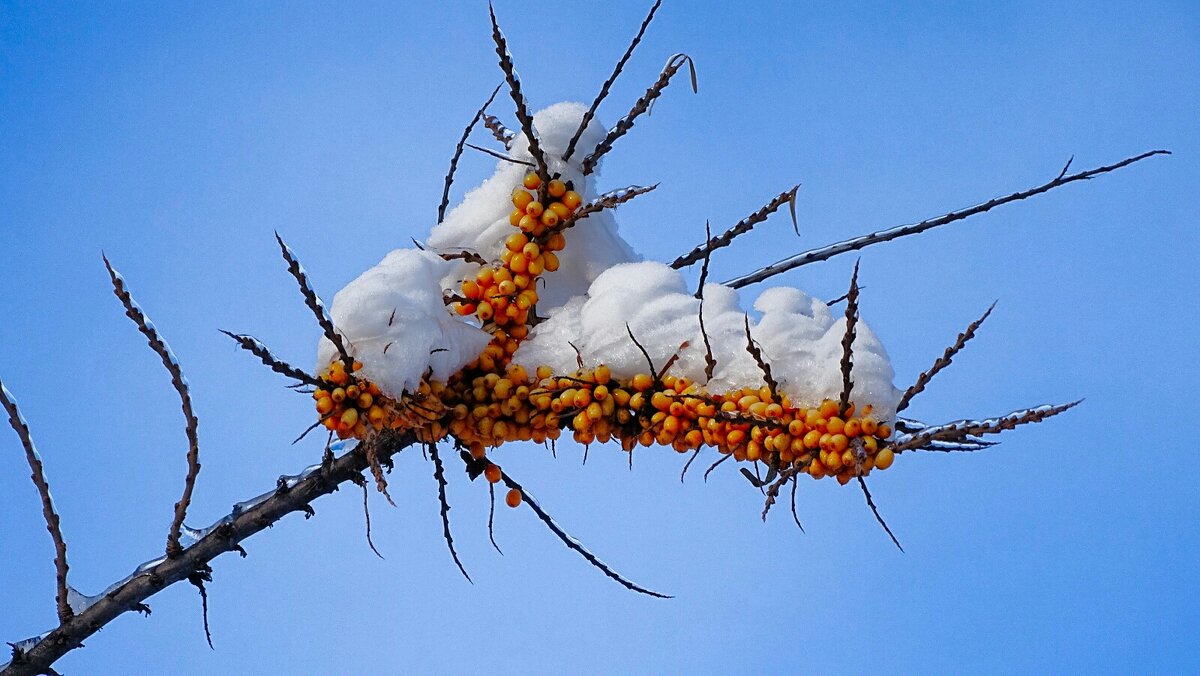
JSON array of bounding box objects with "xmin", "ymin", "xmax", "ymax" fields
[
  {"xmin": 219, "ymin": 331, "xmax": 320, "ymax": 387},
  {"xmin": 274, "ymin": 232, "xmax": 353, "ymax": 368},
  {"xmin": 103, "ymin": 255, "xmax": 201, "ymax": 559},
  {"xmin": 0, "ymin": 380, "xmax": 72, "ymax": 623},
  {"xmin": 838, "ymin": 260, "xmax": 861, "ymax": 417},
  {"xmin": 891, "ymin": 401, "xmax": 1082, "ymax": 454},
  {"xmin": 723, "ymin": 150, "xmax": 1171, "ymax": 288}
]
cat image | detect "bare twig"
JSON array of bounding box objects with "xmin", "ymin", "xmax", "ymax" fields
[
  {"xmin": 671, "ymin": 186, "xmax": 799, "ymax": 268},
  {"xmin": 789, "ymin": 479, "xmax": 805, "ymax": 533},
  {"xmin": 838, "ymin": 260, "xmax": 860, "ymax": 416},
  {"xmin": 581, "ymin": 53, "xmax": 698, "ymax": 174},
  {"xmin": 0, "ymin": 380, "xmax": 72, "ymax": 623},
  {"xmin": 103, "ymin": 256, "xmax": 202, "ymax": 559},
  {"xmin": 857, "ymin": 476, "xmax": 903, "ymax": 551},
  {"xmin": 696, "ymin": 221, "xmax": 718, "ymax": 381},
  {"xmin": 703, "ymin": 453, "xmax": 731, "ymax": 482},
  {"xmin": 429, "ymin": 443, "xmax": 471, "ymax": 583},
  {"xmin": 896, "ymin": 302, "xmax": 996, "ymax": 413},
  {"xmin": 723, "ymin": 150, "xmax": 1171, "ymax": 288},
  {"xmin": 186, "ymin": 566, "xmax": 214, "ymax": 649},
  {"xmin": 626, "ymin": 324, "xmax": 657, "ymax": 376},
  {"xmin": 498, "ymin": 469, "xmax": 670, "ymax": 598},
  {"xmin": 274, "ymin": 232, "xmax": 353, "ymax": 368},
  {"xmin": 761, "ymin": 466, "xmax": 799, "ymax": 521},
  {"xmin": 440, "ymin": 84, "xmax": 503, "ymax": 223},
  {"xmin": 219, "ymin": 331, "xmax": 320, "ymax": 387},
  {"xmin": 679, "ymin": 449, "xmax": 701, "ymax": 483},
  {"xmin": 354, "ymin": 476, "xmax": 384, "ymax": 560},
  {"xmin": 488, "ymin": 3, "xmax": 550, "ymax": 185},
  {"xmin": 562, "ymin": 0, "xmax": 663, "ymax": 162}
]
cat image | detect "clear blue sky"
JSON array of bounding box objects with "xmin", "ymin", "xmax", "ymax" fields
[{"xmin": 1, "ymin": 1, "xmax": 1196, "ymax": 674}]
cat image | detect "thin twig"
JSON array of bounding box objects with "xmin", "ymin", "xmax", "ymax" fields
[
  {"xmin": 562, "ymin": 0, "xmax": 663, "ymax": 162},
  {"xmin": 488, "ymin": 3, "xmax": 550, "ymax": 186},
  {"xmin": 358, "ymin": 477, "xmax": 384, "ymax": 560},
  {"xmin": 743, "ymin": 315, "xmax": 779, "ymax": 398},
  {"xmin": 789, "ymin": 479, "xmax": 805, "ymax": 533},
  {"xmin": 440, "ymin": 84, "xmax": 502, "ymax": 223},
  {"xmin": 464, "ymin": 142, "xmax": 535, "ymax": 167},
  {"xmin": 488, "ymin": 482, "xmax": 503, "ymax": 555},
  {"xmin": 761, "ymin": 466, "xmax": 799, "ymax": 521},
  {"xmin": 0, "ymin": 380, "xmax": 72, "ymax": 623},
  {"xmin": 896, "ymin": 301, "xmax": 996, "ymax": 413},
  {"xmin": 187, "ymin": 567, "xmax": 214, "ymax": 649},
  {"xmin": 679, "ymin": 449, "xmax": 701, "ymax": 484},
  {"xmin": 557, "ymin": 184, "xmax": 659, "ymax": 232},
  {"xmin": 219, "ymin": 331, "xmax": 320, "ymax": 387},
  {"xmin": 582, "ymin": 53, "xmax": 697, "ymax": 175},
  {"xmin": 703, "ymin": 453, "xmax": 731, "ymax": 482},
  {"xmin": 838, "ymin": 260, "xmax": 860, "ymax": 417},
  {"xmin": 626, "ymin": 324, "xmax": 657, "ymax": 376},
  {"xmin": 671, "ymin": 186, "xmax": 799, "ymax": 268},
  {"xmin": 696, "ymin": 221, "xmax": 717, "ymax": 381},
  {"xmin": 429, "ymin": 443, "xmax": 471, "ymax": 583},
  {"xmin": 274, "ymin": 232, "xmax": 354, "ymax": 368},
  {"xmin": 499, "ymin": 469, "xmax": 670, "ymax": 598},
  {"xmin": 857, "ymin": 476, "xmax": 903, "ymax": 551},
  {"xmin": 723, "ymin": 150, "xmax": 1171, "ymax": 288},
  {"xmin": 103, "ymin": 256, "xmax": 202, "ymax": 559}
]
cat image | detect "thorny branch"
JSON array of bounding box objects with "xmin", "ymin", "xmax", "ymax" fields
[
  {"xmin": 890, "ymin": 401, "xmax": 1082, "ymax": 454},
  {"xmin": 558, "ymin": 184, "xmax": 659, "ymax": 232},
  {"xmin": 723, "ymin": 150, "xmax": 1170, "ymax": 288},
  {"xmin": 429, "ymin": 443, "xmax": 472, "ymax": 583},
  {"xmin": 482, "ymin": 114, "xmax": 515, "ymax": 148},
  {"xmin": 838, "ymin": 260, "xmax": 861, "ymax": 417},
  {"xmin": 0, "ymin": 381, "xmax": 72, "ymax": 624},
  {"xmin": 219, "ymin": 331, "xmax": 321, "ymax": 387},
  {"xmin": 103, "ymin": 256, "xmax": 202, "ymax": 559}
]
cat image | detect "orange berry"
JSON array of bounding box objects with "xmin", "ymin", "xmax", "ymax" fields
[
  {"xmin": 525, "ymin": 201, "xmax": 544, "ymax": 218},
  {"xmin": 874, "ymin": 447, "xmax": 895, "ymax": 470},
  {"xmin": 562, "ymin": 191, "xmax": 582, "ymax": 209},
  {"xmin": 505, "ymin": 488, "xmax": 522, "ymax": 508},
  {"xmin": 512, "ymin": 189, "xmax": 533, "ymax": 209},
  {"xmin": 484, "ymin": 464, "xmax": 502, "ymax": 484},
  {"xmin": 542, "ymin": 252, "xmax": 560, "ymax": 272},
  {"xmin": 547, "ymin": 179, "xmax": 567, "ymax": 198},
  {"xmin": 509, "ymin": 208, "xmax": 524, "ymax": 226},
  {"xmin": 631, "ymin": 373, "xmax": 654, "ymax": 392},
  {"xmin": 518, "ymin": 214, "xmax": 537, "ymax": 232},
  {"xmin": 523, "ymin": 173, "xmax": 542, "ymax": 190},
  {"xmin": 506, "ymin": 232, "xmax": 528, "ymax": 252},
  {"xmin": 549, "ymin": 201, "xmax": 570, "ymax": 219},
  {"xmin": 541, "ymin": 210, "xmax": 559, "ymax": 228}
]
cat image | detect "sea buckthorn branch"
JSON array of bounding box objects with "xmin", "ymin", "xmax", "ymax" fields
[
  {"xmin": 1, "ymin": 429, "xmax": 416, "ymax": 676},
  {"xmin": 0, "ymin": 380, "xmax": 73, "ymax": 624},
  {"xmin": 562, "ymin": 0, "xmax": 663, "ymax": 163},
  {"xmin": 581, "ymin": 53, "xmax": 698, "ymax": 175},
  {"xmin": 557, "ymin": 184, "xmax": 660, "ymax": 233},
  {"xmin": 464, "ymin": 142, "xmax": 536, "ymax": 167},
  {"xmin": 742, "ymin": 315, "xmax": 779, "ymax": 398},
  {"xmin": 103, "ymin": 255, "xmax": 202, "ymax": 560},
  {"xmin": 487, "ymin": 2, "xmax": 551, "ymax": 190},
  {"xmin": 440, "ymin": 83, "xmax": 503, "ymax": 223},
  {"xmin": 671, "ymin": 185, "xmax": 800, "ymax": 269},
  {"xmin": 856, "ymin": 474, "xmax": 902, "ymax": 551},
  {"xmin": 896, "ymin": 301, "xmax": 996, "ymax": 414},
  {"xmin": 722, "ymin": 150, "xmax": 1171, "ymax": 289}
]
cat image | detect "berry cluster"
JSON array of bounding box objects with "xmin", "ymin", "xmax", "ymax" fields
[{"xmin": 314, "ymin": 171, "xmax": 899, "ymax": 499}]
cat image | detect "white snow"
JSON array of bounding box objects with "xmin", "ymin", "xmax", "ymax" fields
[
  {"xmin": 319, "ymin": 102, "xmax": 900, "ymax": 419},
  {"xmin": 316, "ymin": 249, "xmax": 491, "ymax": 398},
  {"xmin": 511, "ymin": 262, "xmax": 901, "ymax": 420}
]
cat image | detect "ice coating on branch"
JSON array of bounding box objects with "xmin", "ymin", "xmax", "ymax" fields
[
  {"xmin": 428, "ymin": 102, "xmax": 640, "ymax": 311},
  {"xmin": 513, "ymin": 262, "xmax": 901, "ymax": 420},
  {"xmin": 317, "ymin": 249, "xmax": 491, "ymax": 397}
]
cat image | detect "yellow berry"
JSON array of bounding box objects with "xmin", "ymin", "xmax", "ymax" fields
[
  {"xmin": 523, "ymin": 173, "xmax": 542, "ymax": 190},
  {"xmin": 547, "ymin": 179, "xmax": 567, "ymax": 198}
]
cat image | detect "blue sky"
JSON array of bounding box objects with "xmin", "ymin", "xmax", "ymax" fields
[{"xmin": 1, "ymin": 1, "xmax": 1197, "ymax": 673}]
